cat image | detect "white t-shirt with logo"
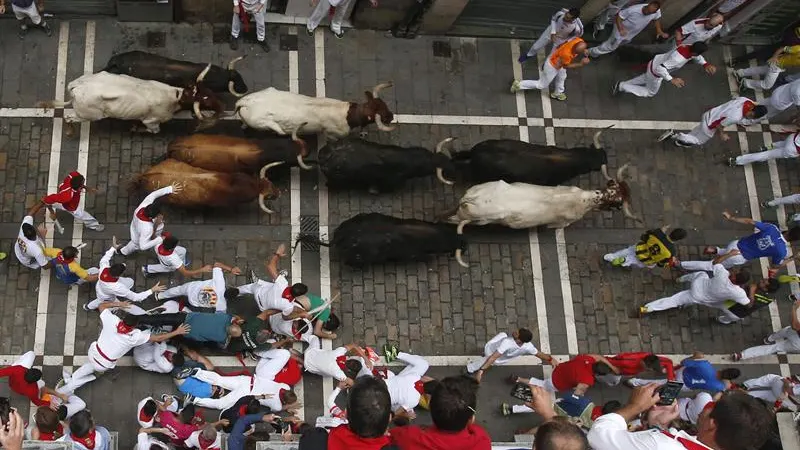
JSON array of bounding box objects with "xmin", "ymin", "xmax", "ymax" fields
[
  {"xmin": 15, "ymin": 216, "xmax": 48, "ymax": 269},
  {"xmin": 486, "ymin": 333, "xmax": 539, "ymax": 365},
  {"xmin": 616, "ymin": 4, "xmax": 662, "ymax": 39},
  {"xmin": 187, "ymin": 268, "xmax": 227, "ymax": 309},
  {"xmin": 304, "ymin": 347, "xmax": 348, "ymax": 381},
  {"xmin": 96, "ymin": 309, "xmax": 152, "ymax": 360}
]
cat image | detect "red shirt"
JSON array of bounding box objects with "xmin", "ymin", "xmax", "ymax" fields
[
  {"xmin": 608, "ymin": 352, "xmax": 676, "ymax": 379},
  {"xmin": 390, "ymin": 424, "xmax": 492, "ymax": 450},
  {"xmin": 328, "ymin": 425, "xmax": 392, "ymax": 450},
  {"xmin": 0, "ymin": 365, "xmax": 48, "ymax": 406},
  {"xmin": 551, "ymin": 354, "xmax": 597, "ymax": 392},
  {"xmin": 42, "ymin": 171, "xmax": 83, "ymax": 212},
  {"xmin": 159, "ymin": 411, "xmax": 199, "ymax": 444}
]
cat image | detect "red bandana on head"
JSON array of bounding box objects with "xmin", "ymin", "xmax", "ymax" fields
[
  {"xmin": 99, "ymin": 268, "xmax": 119, "ymax": 283},
  {"xmin": 742, "ymin": 100, "xmax": 756, "ymax": 116},
  {"xmin": 74, "ymin": 429, "xmax": 97, "ymax": 450},
  {"xmin": 136, "ymin": 208, "xmax": 152, "ymax": 222}
]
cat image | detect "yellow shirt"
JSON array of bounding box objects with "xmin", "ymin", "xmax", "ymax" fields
[
  {"xmin": 778, "ymin": 45, "xmax": 800, "ymax": 68},
  {"xmin": 44, "ymin": 247, "xmax": 89, "ymax": 279}
]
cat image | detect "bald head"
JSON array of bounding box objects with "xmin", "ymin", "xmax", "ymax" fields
[
  {"xmin": 573, "ymin": 41, "xmax": 588, "ymax": 54},
  {"xmin": 534, "ymin": 418, "xmax": 588, "ymax": 450}
]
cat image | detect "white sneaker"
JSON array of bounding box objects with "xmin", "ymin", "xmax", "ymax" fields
[{"xmin": 93, "ymin": 224, "xmax": 105, "ymax": 231}]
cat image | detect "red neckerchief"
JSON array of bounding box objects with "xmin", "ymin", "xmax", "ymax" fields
[
  {"xmin": 198, "ymin": 434, "xmax": 216, "ymax": 449},
  {"xmin": 660, "ymin": 431, "xmax": 709, "ymax": 450},
  {"xmin": 73, "ymin": 429, "xmax": 97, "ymax": 450},
  {"xmin": 139, "ymin": 409, "xmax": 154, "ymax": 423},
  {"xmin": 99, "ymin": 268, "xmax": 119, "ymax": 283},
  {"xmin": 136, "ymin": 208, "xmax": 152, "ymax": 222},
  {"xmin": 56, "ymin": 252, "xmax": 74, "ymax": 264},
  {"xmin": 336, "ymin": 355, "xmax": 347, "ymax": 371},
  {"xmin": 281, "ymin": 287, "xmax": 293, "ymax": 300},
  {"xmin": 117, "ymin": 321, "xmax": 134, "ymax": 334},
  {"xmin": 157, "ymin": 244, "xmax": 173, "ymax": 256},
  {"xmin": 676, "ymin": 45, "xmax": 692, "ymax": 59},
  {"xmin": 39, "ymin": 423, "xmax": 64, "ymax": 441},
  {"xmin": 237, "ymin": 405, "xmax": 248, "ymax": 417},
  {"xmin": 742, "ymin": 100, "xmax": 755, "ymax": 116},
  {"xmin": 372, "ymin": 367, "xmax": 389, "ymax": 379},
  {"xmin": 414, "ymin": 379, "xmax": 425, "ymax": 395}
]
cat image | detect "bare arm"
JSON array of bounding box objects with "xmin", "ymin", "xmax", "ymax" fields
[
  {"xmin": 149, "ymin": 324, "xmax": 190, "ymax": 343},
  {"xmin": 184, "ymin": 347, "xmax": 215, "ymax": 370},
  {"xmin": 589, "ymin": 354, "xmax": 621, "ymax": 374},
  {"xmin": 266, "ymin": 245, "xmax": 285, "ymax": 280},
  {"xmin": 256, "ymin": 309, "xmax": 280, "ymax": 321},
  {"xmin": 28, "ymin": 202, "xmax": 46, "ymax": 217},
  {"xmin": 722, "ymin": 210, "xmax": 756, "ymax": 226},
  {"xmin": 213, "ymin": 261, "xmax": 241, "ymax": 275},
  {"xmin": 712, "ymin": 249, "xmax": 741, "ymax": 265},
  {"xmin": 573, "ymin": 383, "xmax": 591, "ymax": 396},
  {"xmin": 615, "ymin": 13, "xmax": 625, "ymax": 34},
  {"xmin": 654, "ymin": 19, "xmax": 666, "ymax": 37},
  {"xmin": 97, "ymin": 301, "xmax": 130, "ymax": 313},
  {"xmin": 178, "ymin": 264, "xmax": 212, "ymax": 279},
  {"xmin": 792, "ymin": 301, "xmax": 800, "ymax": 331}
]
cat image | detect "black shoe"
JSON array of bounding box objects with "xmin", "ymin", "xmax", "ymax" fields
[
  {"xmin": 18, "ymin": 24, "xmax": 27, "ymax": 40},
  {"xmin": 41, "ymin": 21, "xmax": 52, "ymax": 37},
  {"xmin": 612, "ymin": 81, "xmax": 620, "ymax": 96},
  {"xmin": 258, "ymin": 39, "xmax": 270, "ymax": 52},
  {"xmin": 230, "ymin": 36, "xmax": 239, "ymax": 51},
  {"xmin": 727, "ymin": 157, "xmax": 737, "ymax": 167},
  {"xmin": 333, "ymin": 29, "xmax": 345, "ymax": 39},
  {"xmin": 306, "ymin": 27, "xmax": 314, "ymax": 37}
]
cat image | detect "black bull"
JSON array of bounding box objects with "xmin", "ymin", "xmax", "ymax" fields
[
  {"xmin": 450, "ymin": 130, "xmax": 610, "ymax": 185},
  {"xmin": 296, "ymin": 213, "xmax": 468, "ymax": 267},
  {"xmin": 315, "ymin": 137, "xmax": 455, "ymax": 192},
  {"xmin": 103, "ymin": 50, "xmax": 248, "ymax": 95}
]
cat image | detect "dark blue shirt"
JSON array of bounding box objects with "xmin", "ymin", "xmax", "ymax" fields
[{"xmin": 227, "ymin": 414, "xmax": 264, "ymax": 450}]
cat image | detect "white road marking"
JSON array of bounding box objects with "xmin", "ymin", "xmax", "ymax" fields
[
  {"xmin": 63, "ymin": 21, "xmax": 96, "ymax": 361},
  {"xmin": 0, "ymin": 108, "xmax": 54, "ymax": 117},
  {"xmin": 511, "ymin": 40, "xmax": 550, "ymax": 355}
]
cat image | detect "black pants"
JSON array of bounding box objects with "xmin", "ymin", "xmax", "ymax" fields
[{"xmin": 137, "ymin": 312, "xmax": 187, "ymax": 328}]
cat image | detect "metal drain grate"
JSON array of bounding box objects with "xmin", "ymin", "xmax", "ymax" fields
[
  {"xmin": 299, "ymin": 216, "xmax": 320, "ymax": 252},
  {"xmin": 279, "ymin": 34, "xmax": 298, "ymax": 51},
  {"xmin": 432, "ymin": 41, "xmax": 451, "ymax": 58},
  {"xmin": 146, "ymin": 31, "xmax": 166, "ymax": 48}
]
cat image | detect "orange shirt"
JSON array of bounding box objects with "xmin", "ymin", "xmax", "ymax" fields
[{"xmin": 549, "ymin": 37, "xmax": 585, "ymax": 68}]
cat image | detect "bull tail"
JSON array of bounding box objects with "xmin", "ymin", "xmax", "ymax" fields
[
  {"xmin": 293, "ymin": 233, "xmax": 331, "ymax": 252},
  {"xmin": 37, "ymin": 100, "xmax": 72, "ymax": 109}
]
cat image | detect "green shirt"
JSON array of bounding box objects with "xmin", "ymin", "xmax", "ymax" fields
[{"xmin": 309, "ymin": 294, "xmax": 331, "ymax": 322}]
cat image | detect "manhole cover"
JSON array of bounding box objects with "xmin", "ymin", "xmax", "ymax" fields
[
  {"xmin": 146, "ymin": 31, "xmax": 166, "ymax": 48},
  {"xmin": 280, "ymin": 34, "xmax": 298, "ymax": 51},
  {"xmin": 300, "ymin": 216, "xmax": 320, "ymax": 251},
  {"xmin": 432, "ymin": 41, "xmax": 451, "ymax": 58}
]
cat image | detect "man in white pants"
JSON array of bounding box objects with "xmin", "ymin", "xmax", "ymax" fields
[
  {"xmin": 591, "ymin": 0, "xmax": 635, "ymax": 38},
  {"xmin": 133, "ymin": 341, "xmax": 177, "ymax": 374},
  {"xmin": 736, "ymin": 45, "xmax": 800, "ymax": 91},
  {"xmin": 188, "ymin": 349, "xmax": 298, "ymax": 411},
  {"xmin": 237, "ymin": 243, "xmax": 308, "ymax": 318},
  {"xmin": 34, "ymin": 171, "xmax": 104, "ymax": 231},
  {"xmin": 466, "ymin": 328, "xmax": 556, "ymax": 383},
  {"xmin": 143, "ymin": 234, "xmax": 212, "ymax": 278},
  {"xmin": 674, "ymin": 13, "xmax": 724, "ymax": 47},
  {"xmin": 614, "ymin": 42, "xmax": 715, "ymax": 98},
  {"xmin": 742, "ymin": 374, "xmax": 800, "ymax": 410},
  {"xmin": 741, "ymin": 79, "xmax": 800, "ymax": 126},
  {"xmin": 636, "ymin": 264, "xmax": 751, "ymax": 323},
  {"xmin": 231, "ymin": 0, "xmax": 269, "ymax": 52},
  {"xmin": 382, "ymin": 350, "xmax": 430, "ymax": 418},
  {"xmin": 763, "ymin": 192, "xmax": 800, "ymax": 223},
  {"xmin": 14, "ymin": 212, "xmax": 48, "ymax": 269},
  {"xmin": 0, "ymin": 0, "xmax": 52, "ymax": 39},
  {"xmin": 588, "ymin": 1, "xmax": 668, "ymax": 58},
  {"xmin": 157, "ymin": 262, "xmax": 241, "ymax": 313},
  {"xmin": 60, "ymin": 303, "xmax": 190, "ymax": 392},
  {"xmin": 730, "ymin": 132, "xmax": 800, "ymax": 166},
  {"xmin": 510, "ymin": 37, "xmax": 590, "ymax": 102},
  {"xmin": 302, "ymin": 335, "xmax": 371, "ymax": 387},
  {"xmin": 119, "ymin": 183, "xmax": 181, "ymax": 256},
  {"xmin": 306, "ymin": 0, "xmax": 377, "ymax": 39},
  {"xmin": 85, "ymin": 243, "xmax": 164, "ymax": 313},
  {"xmin": 658, "ymin": 97, "xmax": 767, "ymax": 147},
  {"xmin": 518, "ymin": 8, "xmax": 583, "ymax": 63},
  {"xmin": 735, "ymin": 298, "xmax": 800, "ymax": 360}
]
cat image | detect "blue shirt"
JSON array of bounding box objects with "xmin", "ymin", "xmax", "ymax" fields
[
  {"xmin": 185, "ymin": 312, "xmax": 233, "ymax": 344},
  {"xmin": 737, "ymin": 222, "xmax": 787, "ymax": 264},
  {"xmin": 680, "ymin": 359, "xmax": 724, "ymax": 393},
  {"xmin": 227, "ymin": 414, "xmax": 264, "ymax": 450}
]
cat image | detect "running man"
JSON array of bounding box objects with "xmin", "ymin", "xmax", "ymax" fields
[
  {"xmin": 604, "ymin": 225, "xmax": 686, "ymax": 269},
  {"xmin": 85, "ymin": 242, "xmax": 164, "ymax": 313},
  {"xmin": 237, "ymin": 243, "xmax": 309, "ymax": 319},
  {"xmin": 519, "ymin": 7, "xmax": 583, "ymax": 63},
  {"xmin": 511, "ymin": 36, "xmax": 590, "ymax": 101},
  {"xmin": 466, "ymin": 329, "xmax": 556, "ymax": 383},
  {"xmin": 736, "ymin": 44, "xmax": 800, "ymax": 91},
  {"xmin": 119, "ymin": 183, "xmax": 182, "ymax": 256},
  {"xmin": 34, "ymin": 170, "xmax": 104, "ymax": 231},
  {"xmin": 613, "ymin": 42, "xmax": 715, "ymax": 98},
  {"xmin": 740, "ymin": 79, "xmax": 800, "ymax": 125},
  {"xmin": 658, "ymin": 97, "xmax": 767, "ymax": 147},
  {"xmin": 588, "ymin": 1, "xmax": 668, "ymax": 58},
  {"xmin": 729, "ymin": 132, "xmax": 800, "ymax": 166},
  {"xmin": 143, "ymin": 234, "xmax": 211, "ymax": 278},
  {"xmin": 734, "ymin": 297, "xmax": 800, "ymax": 360}
]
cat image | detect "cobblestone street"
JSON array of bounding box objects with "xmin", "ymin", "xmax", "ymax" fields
[{"xmin": 0, "ymin": 17, "xmax": 799, "ymax": 443}]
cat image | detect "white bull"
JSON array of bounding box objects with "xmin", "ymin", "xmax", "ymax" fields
[
  {"xmin": 446, "ymin": 165, "xmax": 640, "ymax": 231},
  {"xmin": 234, "ymin": 83, "xmax": 396, "ymax": 140},
  {"xmin": 38, "ymin": 66, "xmax": 219, "ymax": 134}
]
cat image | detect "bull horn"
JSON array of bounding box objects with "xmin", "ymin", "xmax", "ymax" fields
[
  {"xmin": 193, "ymin": 101, "xmax": 203, "ymax": 120},
  {"xmin": 600, "ymin": 164, "xmax": 613, "ymax": 181},
  {"xmin": 592, "ymin": 131, "xmax": 603, "ymax": 149},
  {"xmin": 435, "ymin": 137, "xmax": 455, "ymax": 157},
  {"xmin": 457, "ymin": 220, "xmax": 470, "ymax": 235},
  {"xmin": 455, "ymin": 249, "xmax": 468, "ymax": 268},
  {"xmin": 196, "ymin": 64, "xmax": 211, "ymax": 83},
  {"xmin": 436, "ymin": 167, "xmax": 454, "ymax": 186},
  {"xmin": 260, "ymin": 161, "xmax": 285, "ymax": 179},
  {"xmin": 227, "ymin": 56, "xmax": 244, "ymax": 70},
  {"xmin": 622, "ymin": 201, "xmax": 643, "ymax": 223},
  {"xmin": 371, "ymin": 82, "xmax": 393, "ymax": 98},
  {"xmin": 258, "ymin": 193, "xmax": 274, "ymax": 214},
  {"xmin": 374, "ymin": 114, "xmax": 395, "ymax": 132},
  {"xmin": 615, "ymin": 163, "xmax": 631, "ymax": 181},
  {"xmin": 292, "ymin": 123, "xmax": 313, "ymax": 170}
]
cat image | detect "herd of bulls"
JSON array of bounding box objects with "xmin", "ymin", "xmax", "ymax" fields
[{"xmin": 39, "ymin": 51, "xmax": 641, "ymax": 268}]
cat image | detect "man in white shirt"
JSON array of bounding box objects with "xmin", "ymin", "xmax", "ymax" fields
[
  {"xmin": 15, "ymin": 213, "xmax": 48, "ymax": 269},
  {"xmin": 136, "ymin": 428, "xmax": 172, "ymax": 450},
  {"xmin": 589, "ymin": 2, "xmax": 668, "ymax": 58},
  {"xmin": 133, "ymin": 341, "xmax": 177, "ymax": 374},
  {"xmin": 675, "ymin": 13, "xmax": 724, "ymax": 46},
  {"xmin": 592, "ymin": 0, "xmax": 636, "ymax": 38},
  {"xmin": 734, "ymin": 297, "xmax": 800, "ymax": 360},
  {"xmin": 85, "ymin": 243, "xmax": 164, "ymax": 313},
  {"xmin": 184, "ymin": 424, "xmax": 222, "ymax": 450},
  {"xmin": 587, "ymin": 384, "xmax": 774, "ymax": 450},
  {"xmin": 519, "ymin": 8, "xmax": 583, "ymax": 63},
  {"xmin": 615, "ymin": 42, "xmax": 716, "ymax": 98},
  {"xmin": 60, "ymin": 302, "xmax": 190, "ymax": 392},
  {"xmin": 466, "ymin": 329, "xmax": 556, "ymax": 382},
  {"xmin": 742, "ymin": 374, "xmax": 800, "ymax": 410},
  {"xmin": 157, "ymin": 262, "xmax": 242, "ymax": 313},
  {"xmin": 383, "ymin": 351, "xmax": 430, "ymax": 419},
  {"xmin": 143, "ymin": 234, "xmax": 212, "ymax": 278},
  {"xmin": 301, "ymin": 335, "xmax": 372, "ymax": 387},
  {"xmin": 658, "ymin": 97, "xmax": 767, "ymax": 147},
  {"xmin": 676, "ymin": 392, "xmax": 714, "ymax": 425},
  {"xmin": 306, "ymin": 0, "xmax": 378, "ymax": 39},
  {"xmin": 636, "ymin": 264, "xmax": 751, "ymax": 323},
  {"xmin": 231, "ymin": 0, "xmax": 269, "ymax": 52},
  {"xmin": 730, "ymin": 132, "xmax": 800, "ymax": 166},
  {"xmin": 237, "ymin": 243, "xmax": 309, "ymax": 319},
  {"xmin": 119, "ymin": 183, "xmax": 181, "ymax": 256},
  {"xmin": 741, "ymin": 79, "xmax": 800, "ymax": 125}
]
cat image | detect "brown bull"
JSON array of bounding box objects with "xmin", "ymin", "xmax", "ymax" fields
[
  {"xmin": 166, "ymin": 127, "xmax": 311, "ymax": 173},
  {"xmin": 131, "ymin": 159, "xmax": 283, "ymax": 213}
]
